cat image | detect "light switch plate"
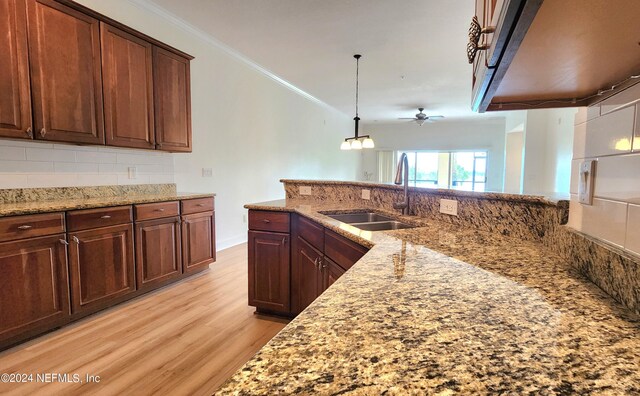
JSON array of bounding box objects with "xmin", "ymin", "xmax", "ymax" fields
[
  {"xmin": 440, "ymin": 199, "xmax": 458, "ymax": 216},
  {"xmin": 361, "ymin": 189, "xmax": 371, "ymax": 200},
  {"xmin": 299, "ymin": 186, "xmax": 312, "ymax": 196},
  {"xmin": 578, "ymin": 160, "xmax": 596, "ymax": 205},
  {"xmin": 202, "ymin": 168, "xmax": 213, "ymax": 177}
]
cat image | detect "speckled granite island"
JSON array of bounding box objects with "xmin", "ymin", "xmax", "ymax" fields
[{"xmin": 217, "ymin": 198, "xmax": 640, "ymax": 395}]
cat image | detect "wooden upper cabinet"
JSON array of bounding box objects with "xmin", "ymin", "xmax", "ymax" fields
[
  {"xmin": 27, "ymin": 0, "xmax": 104, "ymax": 144},
  {"xmin": 153, "ymin": 47, "xmax": 192, "ymax": 152},
  {"xmin": 101, "ymin": 23, "xmax": 155, "ymax": 149},
  {"xmin": 0, "ymin": 0, "xmax": 32, "ymax": 140}
]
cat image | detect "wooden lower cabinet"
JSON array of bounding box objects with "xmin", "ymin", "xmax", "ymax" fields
[
  {"xmin": 0, "ymin": 234, "xmax": 70, "ymax": 347},
  {"xmin": 68, "ymin": 223, "xmax": 135, "ymax": 315},
  {"xmin": 248, "ymin": 230, "xmax": 290, "ymax": 313},
  {"xmin": 135, "ymin": 216, "xmax": 182, "ymax": 291},
  {"xmin": 182, "ymin": 211, "xmax": 215, "ymax": 274},
  {"xmin": 291, "ymin": 236, "xmax": 323, "ymax": 314},
  {"xmin": 323, "ymin": 256, "xmax": 345, "ymax": 291}
]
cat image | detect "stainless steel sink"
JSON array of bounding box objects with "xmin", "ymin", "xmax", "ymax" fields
[
  {"xmin": 324, "ymin": 212, "xmax": 415, "ymax": 231},
  {"xmin": 326, "ymin": 212, "xmax": 395, "ymax": 224},
  {"xmin": 349, "ymin": 221, "xmax": 414, "ymax": 231}
]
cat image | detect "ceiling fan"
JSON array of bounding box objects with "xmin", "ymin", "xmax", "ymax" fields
[{"xmin": 399, "ymin": 108, "xmax": 445, "ymax": 126}]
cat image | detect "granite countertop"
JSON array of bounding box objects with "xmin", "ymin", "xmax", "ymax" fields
[
  {"xmin": 0, "ymin": 192, "xmax": 215, "ymax": 217},
  {"xmin": 218, "ymin": 199, "xmax": 640, "ymax": 395}
]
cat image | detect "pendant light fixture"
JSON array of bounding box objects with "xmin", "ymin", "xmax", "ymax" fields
[{"xmin": 341, "ymin": 54, "xmax": 375, "ymax": 150}]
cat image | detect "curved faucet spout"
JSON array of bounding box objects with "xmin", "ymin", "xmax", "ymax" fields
[{"xmin": 393, "ymin": 153, "xmax": 410, "ymax": 215}]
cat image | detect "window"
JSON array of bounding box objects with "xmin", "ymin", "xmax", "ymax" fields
[{"xmin": 397, "ymin": 150, "xmax": 488, "ymax": 192}]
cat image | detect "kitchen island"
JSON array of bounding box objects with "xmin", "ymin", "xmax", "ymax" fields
[{"xmin": 217, "ymin": 199, "xmax": 640, "ymax": 395}]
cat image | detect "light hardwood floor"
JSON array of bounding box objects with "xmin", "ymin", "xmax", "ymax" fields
[{"xmin": 0, "ymin": 243, "xmax": 288, "ymax": 396}]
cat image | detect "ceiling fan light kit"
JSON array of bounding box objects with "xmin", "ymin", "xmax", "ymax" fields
[
  {"xmin": 399, "ymin": 107, "xmax": 445, "ymax": 126},
  {"xmin": 341, "ymin": 54, "xmax": 375, "ymax": 150}
]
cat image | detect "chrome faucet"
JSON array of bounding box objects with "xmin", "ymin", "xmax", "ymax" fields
[{"xmin": 393, "ymin": 153, "xmax": 410, "ymax": 215}]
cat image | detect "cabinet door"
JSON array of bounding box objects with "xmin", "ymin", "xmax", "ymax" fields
[
  {"xmin": 101, "ymin": 23, "xmax": 155, "ymax": 149},
  {"xmin": 291, "ymin": 235, "xmax": 323, "ymax": 314},
  {"xmin": 68, "ymin": 224, "xmax": 135, "ymax": 314},
  {"xmin": 135, "ymin": 216, "xmax": 182, "ymax": 291},
  {"xmin": 153, "ymin": 46, "xmax": 191, "ymax": 152},
  {"xmin": 0, "ymin": 234, "xmax": 69, "ymax": 346},
  {"xmin": 182, "ymin": 211, "xmax": 216, "ymax": 274},
  {"xmin": 248, "ymin": 230, "xmax": 289, "ymax": 313},
  {"xmin": 322, "ymin": 256, "xmax": 345, "ymax": 292},
  {"xmin": 0, "ymin": 0, "xmax": 32, "ymax": 140},
  {"xmin": 27, "ymin": 0, "xmax": 104, "ymax": 144}
]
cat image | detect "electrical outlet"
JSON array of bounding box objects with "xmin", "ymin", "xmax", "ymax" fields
[
  {"xmin": 361, "ymin": 189, "xmax": 371, "ymax": 200},
  {"xmin": 242, "ymin": 214, "xmax": 247, "ymax": 223},
  {"xmin": 299, "ymin": 186, "xmax": 312, "ymax": 196},
  {"xmin": 202, "ymin": 168, "xmax": 213, "ymax": 177},
  {"xmin": 128, "ymin": 166, "xmax": 137, "ymax": 179},
  {"xmin": 440, "ymin": 199, "xmax": 458, "ymax": 216}
]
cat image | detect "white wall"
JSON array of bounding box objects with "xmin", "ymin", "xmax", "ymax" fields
[
  {"xmin": 520, "ymin": 108, "xmax": 576, "ymax": 195},
  {"xmin": 0, "ymin": 0, "xmax": 360, "ymax": 249},
  {"xmin": 360, "ymin": 119, "xmax": 507, "ymax": 192},
  {"xmin": 568, "ymin": 83, "xmax": 640, "ymax": 256}
]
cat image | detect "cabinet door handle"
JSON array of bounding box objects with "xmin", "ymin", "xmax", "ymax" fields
[
  {"xmin": 39, "ymin": 128, "xmax": 47, "ymax": 137},
  {"xmin": 26, "ymin": 127, "xmax": 33, "ymax": 138},
  {"xmin": 282, "ymin": 237, "xmax": 286, "ymax": 245},
  {"xmin": 320, "ymin": 258, "xmax": 327, "ymax": 269},
  {"xmin": 313, "ymin": 257, "xmax": 319, "ymax": 268},
  {"xmin": 59, "ymin": 239, "xmax": 69, "ymax": 246},
  {"xmin": 17, "ymin": 225, "xmax": 32, "ymax": 230},
  {"xmin": 100, "ymin": 215, "xmax": 112, "ymax": 219},
  {"xmin": 72, "ymin": 236, "xmax": 80, "ymax": 244}
]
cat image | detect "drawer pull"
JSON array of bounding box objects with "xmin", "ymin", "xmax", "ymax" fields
[
  {"xmin": 263, "ymin": 219, "xmax": 271, "ymax": 223},
  {"xmin": 197, "ymin": 203, "xmax": 205, "ymax": 207},
  {"xmin": 72, "ymin": 236, "xmax": 80, "ymax": 244},
  {"xmin": 156, "ymin": 208, "xmax": 166, "ymax": 212},
  {"xmin": 17, "ymin": 225, "xmax": 32, "ymax": 230},
  {"xmin": 59, "ymin": 239, "xmax": 69, "ymax": 246},
  {"xmin": 100, "ymin": 215, "xmax": 112, "ymax": 219}
]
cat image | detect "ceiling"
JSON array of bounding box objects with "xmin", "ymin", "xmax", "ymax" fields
[{"xmin": 147, "ymin": 0, "xmax": 493, "ymax": 123}]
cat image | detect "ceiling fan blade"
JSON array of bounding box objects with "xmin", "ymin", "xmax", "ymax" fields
[
  {"xmin": 427, "ymin": 115, "xmax": 445, "ymax": 119},
  {"xmin": 398, "ymin": 118, "xmax": 416, "ymax": 120}
]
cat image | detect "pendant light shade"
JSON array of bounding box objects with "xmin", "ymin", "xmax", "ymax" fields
[
  {"xmin": 362, "ymin": 137, "xmax": 375, "ymax": 148},
  {"xmin": 340, "ymin": 54, "xmax": 375, "ymax": 150}
]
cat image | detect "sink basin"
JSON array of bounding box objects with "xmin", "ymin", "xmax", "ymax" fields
[
  {"xmin": 325, "ymin": 212, "xmax": 395, "ymax": 224},
  {"xmin": 349, "ymin": 221, "xmax": 414, "ymax": 231},
  {"xmin": 324, "ymin": 212, "xmax": 415, "ymax": 231}
]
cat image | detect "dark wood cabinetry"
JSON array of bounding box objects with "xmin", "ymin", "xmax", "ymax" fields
[
  {"xmin": 135, "ymin": 216, "xmax": 182, "ymax": 291},
  {"xmin": 101, "ymin": 22, "xmax": 155, "ymax": 149},
  {"xmin": 248, "ymin": 230, "xmax": 290, "ymax": 313},
  {"xmin": 0, "ymin": 234, "xmax": 70, "ymax": 346},
  {"xmin": 0, "ymin": 0, "xmax": 193, "ymax": 151},
  {"xmin": 0, "ymin": 0, "xmax": 32, "ymax": 140},
  {"xmin": 182, "ymin": 211, "xmax": 216, "ymax": 274},
  {"xmin": 248, "ymin": 210, "xmax": 369, "ymax": 317},
  {"xmin": 68, "ymin": 223, "xmax": 135, "ymax": 315},
  {"xmin": 27, "ymin": 0, "xmax": 105, "ymax": 144},
  {"xmin": 153, "ymin": 47, "xmax": 192, "ymax": 152}
]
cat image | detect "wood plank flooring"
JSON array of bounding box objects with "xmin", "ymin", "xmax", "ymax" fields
[{"xmin": 0, "ymin": 243, "xmax": 288, "ymax": 396}]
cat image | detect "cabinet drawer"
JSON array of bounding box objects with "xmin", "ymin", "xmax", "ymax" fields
[
  {"xmin": 135, "ymin": 201, "xmax": 180, "ymax": 221},
  {"xmin": 295, "ymin": 214, "xmax": 324, "ymax": 251},
  {"xmin": 181, "ymin": 197, "xmax": 214, "ymax": 215},
  {"xmin": 67, "ymin": 206, "xmax": 132, "ymax": 232},
  {"xmin": 0, "ymin": 212, "xmax": 65, "ymax": 242},
  {"xmin": 324, "ymin": 229, "xmax": 368, "ymax": 271},
  {"xmin": 248, "ymin": 210, "xmax": 289, "ymax": 233}
]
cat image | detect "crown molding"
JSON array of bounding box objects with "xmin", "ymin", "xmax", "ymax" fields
[{"xmin": 127, "ymin": 0, "xmax": 343, "ymax": 114}]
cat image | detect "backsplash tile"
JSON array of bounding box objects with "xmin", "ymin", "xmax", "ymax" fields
[
  {"xmin": 0, "ymin": 139, "xmax": 174, "ymax": 188},
  {"xmin": 568, "ymin": 195, "xmax": 628, "ymax": 247},
  {"xmin": 626, "ymin": 204, "xmax": 640, "ymax": 255},
  {"xmin": 583, "ymin": 105, "xmax": 634, "ymax": 158},
  {"xmin": 593, "ymin": 153, "xmax": 640, "ymax": 203}
]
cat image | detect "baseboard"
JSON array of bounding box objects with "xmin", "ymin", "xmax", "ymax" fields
[{"xmin": 216, "ymin": 233, "xmax": 247, "ymax": 251}]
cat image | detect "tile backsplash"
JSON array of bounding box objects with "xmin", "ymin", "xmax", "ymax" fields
[
  {"xmin": 0, "ymin": 139, "xmax": 174, "ymax": 188},
  {"xmin": 568, "ymin": 83, "xmax": 640, "ymax": 256}
]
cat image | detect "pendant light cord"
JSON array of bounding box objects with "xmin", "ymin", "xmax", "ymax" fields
[{"xmin": 355, "ymin": 56, "xmax": 359, "ymax": 117}]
